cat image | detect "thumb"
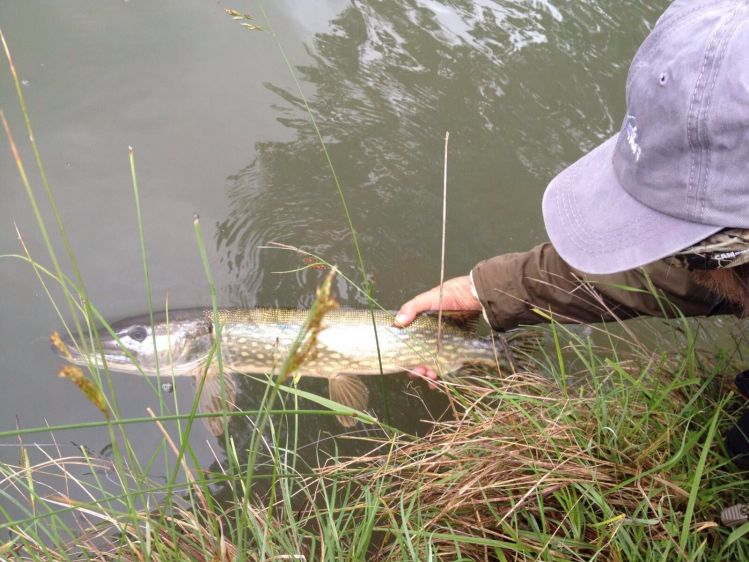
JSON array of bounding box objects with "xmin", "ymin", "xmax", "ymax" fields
[
  {"xmin": 393, "ymin": 306, "xmax": 416, "ymax": 328},
  {"xmin": 394, "ymin": 291, "xmax": 436, "ymax": 328}
]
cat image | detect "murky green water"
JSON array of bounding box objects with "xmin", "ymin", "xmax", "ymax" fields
[{"xmin": 1, "ymin": 0, "xmax": 670, "ymax": 509}]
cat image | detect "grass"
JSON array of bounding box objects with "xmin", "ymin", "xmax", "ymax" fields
[
  {"xmin": 2, "ymin": 317, "xmax": 748, "ymax": 560},
  {"xmin": 3, "ymin": 10, "xmax": 749, "ymax": 561}
]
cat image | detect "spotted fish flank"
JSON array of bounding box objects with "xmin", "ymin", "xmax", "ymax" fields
[{"xmin": 56, "ymin": 308, "xmax": 533, "ymax": 432}]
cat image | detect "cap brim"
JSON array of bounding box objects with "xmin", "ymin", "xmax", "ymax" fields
[{"xmin": 542, "ymin": 135, "xmax": 723, "ymax": 275}]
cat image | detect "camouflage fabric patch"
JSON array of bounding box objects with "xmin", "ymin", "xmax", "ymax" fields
[{"xmin": 666, "ymin": 228, "xmax": 749, "ymax": 270}]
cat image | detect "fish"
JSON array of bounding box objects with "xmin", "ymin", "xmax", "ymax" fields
[{"xmin": 55, "ymin": 308, "xmax": 532, "ymax": 434}]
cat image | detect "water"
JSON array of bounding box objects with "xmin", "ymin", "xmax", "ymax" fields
[{"xmin": 0, "ymin": 0, "xmax": 668, "ymax": 512}]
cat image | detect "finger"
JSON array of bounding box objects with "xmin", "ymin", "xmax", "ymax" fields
[
  {"xmin": 424, "ymin": 369, "xmax": 438, "ymax": 390},
  {"xmin": 393, "ymin": 307, "xmax": 416, "ymax": 328},
  {"xmin": 406, "ymin": 365, "xmax": 440, "ymax": 390},
  {"xmin": 407, "ymin": 365, "xmax": 428, "ymax": 379},
  {"xmin": 394, "ymin": 291, "xmax": 438, "ymax": 327}
]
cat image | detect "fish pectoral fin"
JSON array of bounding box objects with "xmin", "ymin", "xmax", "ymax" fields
[
  {"xmin": 196, "ymin": 365, "xmax": 237, "ymax": 437},
  {"xmin": 328, "ymin": 373, "xmax": 369, "ymax": 428}
]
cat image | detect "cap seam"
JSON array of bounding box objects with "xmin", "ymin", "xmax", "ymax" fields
[
  {"xmin": 686, "ymin": 13, "xmax": 725, "ymax": 221},
  {"xmin": 698, "ymin": 13, "xmax": 732, "ymax": 221},
  {"xmin": 701, "ymin": 7, "xmax": 747, "ymax": 221}
]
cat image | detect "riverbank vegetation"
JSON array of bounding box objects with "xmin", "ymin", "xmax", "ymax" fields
[
  {"xmin": 3, "ymin": 308, "xmax": 749, "ymax": 560},
  {"xmin": 3, "ymin": 14, "xmax": 749, "ymax": 560}
]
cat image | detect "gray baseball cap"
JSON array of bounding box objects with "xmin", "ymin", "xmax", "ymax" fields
[{"xmin": 542, "ymin": 0, "xmax": 749, "ymax": 275}]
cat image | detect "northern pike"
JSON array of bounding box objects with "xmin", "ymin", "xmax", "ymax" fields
[{"xmin": 56, "ymin": 308, "xmax": 532, "ymax": 434}]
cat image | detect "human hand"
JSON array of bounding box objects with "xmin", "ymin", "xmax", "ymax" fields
[
  {"xmin": 394, "ymin": 275, "xmax": 483, "ymax": 388},
  {"xmin": 394, "ymin": 275, "xmax": 482, "ymax": 327}
]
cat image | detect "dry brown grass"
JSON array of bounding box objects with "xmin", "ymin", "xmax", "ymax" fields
[{"xmin": 310, "ymin": 361, "xmax": 721, "ymax": 561}]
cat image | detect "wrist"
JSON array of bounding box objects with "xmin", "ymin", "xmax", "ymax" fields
[{"xmin": 468, "ymin": 270, "xmax": 490, "ymax": 324}]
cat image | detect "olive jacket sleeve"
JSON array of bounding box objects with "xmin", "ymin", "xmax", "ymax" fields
[{"xmin": 471, "ymin": 242, "xmax": 731, "ymax": 331}]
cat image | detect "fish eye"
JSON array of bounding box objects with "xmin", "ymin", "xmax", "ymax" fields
[{"xmin": 127, "ymin": 325, "xmax": 148, "ymax": 342}]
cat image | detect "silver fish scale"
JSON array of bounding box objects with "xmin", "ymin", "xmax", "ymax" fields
[{"xmin": 214, "ymin": 308, "xmax": 505, "ymax": 377}]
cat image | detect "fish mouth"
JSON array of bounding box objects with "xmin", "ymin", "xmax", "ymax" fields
[
  {"xmin": 51, "ymin": 331, "xmax": 81, "ymax": 363},
  {"xmin": 51, "ymin": 328, "xmax": 132, "ymax": 369}
]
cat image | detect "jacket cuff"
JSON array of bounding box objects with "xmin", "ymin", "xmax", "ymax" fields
[
  {"xmin": 471, "ymin": 254, "xmax": 532, "ymax": 331},
  {"xmin": 469, "ymin": 270, "xmax": 492, "ymax": 327}
]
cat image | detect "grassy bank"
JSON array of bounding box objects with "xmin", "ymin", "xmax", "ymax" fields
[
  {"xmin": 3, "ymin": 16, "xmax": 749, "ymax": 561},
  {"xmin": 2, "ymin": 314, "xmax": 749, "ymax": 560}
]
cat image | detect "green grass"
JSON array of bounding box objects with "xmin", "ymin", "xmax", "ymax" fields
[{"xmin": 3, "ymin": 11, "xmax": 749, "ymax": 561}]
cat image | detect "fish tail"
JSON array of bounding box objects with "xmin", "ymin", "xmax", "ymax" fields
[
  {"xmin": 499, "ymin": 329, "xmax": 543, "ymax": 372},
  {"xmin": 503, "ymin": 328, "xmax": 543, "ymax": 354},
  {"xmin": 461, "ymin": 329, "xmax": 541, "ymax": 373}
]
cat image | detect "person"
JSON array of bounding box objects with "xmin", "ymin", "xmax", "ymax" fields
[
  {"xmin": 394, "ymin": 0, "xmax": 749, "ymax": 507},
  {"xmin": 396, "ymin": 0, "xmax": 749, "ymax": 382}
]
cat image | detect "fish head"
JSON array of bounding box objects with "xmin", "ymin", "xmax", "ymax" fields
[{"xmin": 57, "ymin": 309, "xmax": 214, "ymax": 376}]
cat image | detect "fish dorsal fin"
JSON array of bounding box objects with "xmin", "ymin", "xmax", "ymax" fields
[
  {"xmin": 329, "ymin": 373, "xmax": 369, "ymax": 428},
  {"xmin": 196, "ymin": 364, "xmax": 237, "ymax": 437},
  {"xmin": 426, "ymin": 310, "xmax": 481, "ymax": 332}
]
